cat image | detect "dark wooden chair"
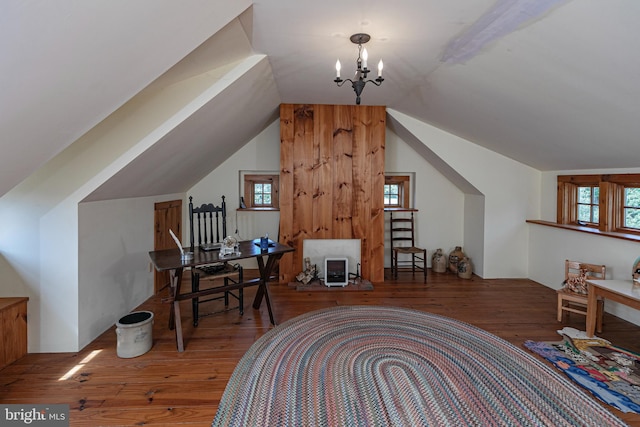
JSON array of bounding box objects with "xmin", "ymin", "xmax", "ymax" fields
[
  {"xmin": 389, "ymin": 210, "xmax": 427, "ymax": 283},
  {"xmin": 188, "ymin": 195, "xmax": 243, "ymax": 326},
  {"xmin": 557, "ymin": 259, "xmax": 606, "ymax": 333}
]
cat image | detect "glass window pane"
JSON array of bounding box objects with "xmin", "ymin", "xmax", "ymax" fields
[
  {"xmin": 577, "ymin": 205, "xmax": 591, "ymax": 222},
  {"xmin": 626, "ymin": 208, "xmax": 640, "ymax": 229},
  {"xmin": 593, "ymin": 187, "xmax": 599, "ymax": 204},
  {"xmin": 593, "ymin": 206, "xmax": 599, "ymax": 223},
  {"xmin": 264, "ymin": 194, "xmax": 271, "ymax": 205},
  {"xmin": 389, "ymin": 195, "xmax": 399, "ymax": 205},
  {"xmin": 578, "ymin": 187, "xmax": 591, "ymax": 203},
  {"xmin": 254, "ymin": 194, "xmax": 263, "ymax": 205},
  {"xmin": 264, "ymin": 183, "xmax": 271, "ymax": 194},
  {"xmin": 626, "ymin": 188, "xmax": 640, "ymax": 208}
]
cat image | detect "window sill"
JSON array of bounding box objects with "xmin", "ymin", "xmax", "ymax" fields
[
  {"xmin": 526, "ymin": 220, "xmax": 640, "ymax": 243},
  {"xmin": 237, "ymin": 207, "xmax": 280, "ymax": 212}
]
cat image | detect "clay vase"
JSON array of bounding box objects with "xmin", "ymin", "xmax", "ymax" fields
[
  {"xmin": 457, "ymin": 256, "xmax": 473, "ymax": 279},
  {"xmin": 432, "ymin": 249, "xmax": 447, "ymax": 273},
  {"xmin": 448, "ymin": 246, "xmax": 465, "ymax": 274}
]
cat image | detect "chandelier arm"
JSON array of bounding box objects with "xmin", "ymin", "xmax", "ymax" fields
[
  {"xmin": 365, "ymin": 78, "xmax": 384, "ymax": 87},
  {"xmin": 334, "ymin": 78, "xmax": 354, "ymax": 88}
]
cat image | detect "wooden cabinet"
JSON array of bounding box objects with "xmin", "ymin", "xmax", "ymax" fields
[{"xmin": 0, "ymin": 297, "xmax": 28, "ymax": 369}]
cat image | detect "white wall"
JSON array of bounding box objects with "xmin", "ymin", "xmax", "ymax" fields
[
  {"xmin": 387, "ymin": 109, "xmax": 541, "ymax": 278},
  {"xmin": 384, "ymin": 128, "xmax": 464, "ymax": 269},
  {"xmin": 187, "ymin": 120, "xmax": 282, "ymax": 269},
  {"xmin": 529, "ymin": 167, "xmax": 640, "ymax": 326},
  {"xmin": 78, "ymin": 194, "xmax": 182, "ymax": 349}
]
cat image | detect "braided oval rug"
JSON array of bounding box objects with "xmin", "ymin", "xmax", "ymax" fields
[{"xmin": 212, "ymin": 306, "xmax": 626, "ymax": 427}]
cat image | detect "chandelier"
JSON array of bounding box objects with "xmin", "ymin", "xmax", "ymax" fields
[{"xmin": 334, "ymin": 33, "xmax": 384, "ymax": 105}]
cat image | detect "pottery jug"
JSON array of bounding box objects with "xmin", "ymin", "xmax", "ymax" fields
[
  {"xmin": 458, "ymin": 256, "xmax": 473, "ymax": 279},
  {"xmin": 448, "ymin": 246, "xmax": 465, "ymax": 273},
  {"xmin": 432, "ymin": 249, "xmax": 447, "ymax": 273}
]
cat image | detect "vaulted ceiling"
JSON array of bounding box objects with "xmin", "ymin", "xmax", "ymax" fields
[{"xmin": 2, "ymin": 0, "xmax": 639, "ymax": 200}]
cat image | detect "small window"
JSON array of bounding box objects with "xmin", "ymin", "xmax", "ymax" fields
[
  {"xmin": 624, "ymin": 187, "xmax": 640, "ymax": 230},
  {"xmin": 384, "ymin": 184, "xmax": 400, "ymax": 206},
  {"xmin": 384, "ymin": 175, "xmax": 410, "ymax": 208},
  {"xmin": 243, "ymin": 174, "xmax": 279, "ymax": 210},
  {"xmin": 253, "ymin": 182, "xmax": 272, "ymax": 207},
  {"xmin": 577, "ymin": 185, "xmax": 599, "ymax": 224},
  {"xmin": 557, "ymin": 173, "xmax": 640, "ymax": 236}
]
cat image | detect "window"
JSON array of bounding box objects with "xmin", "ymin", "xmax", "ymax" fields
[
  {"xmin": 557, "ymin": 174, "xmax": 640, "ymax": 234},
  {"xmin": 577, "ymin": 185, "xmax": 599, "ymax": 225},
  {"xmin": 384, "ymin": 175, "xmax": 410, "ymax": 208},
  {"xmin": 243, "ymin": 174, "xmax": 279, "ymax": 210},
  {"xmin": 623, "ymin": 187, "xmax": 640, "ymax": 230},
  {"xmin": 384, "ymin": 183, "xmax": 400, "ymax": 206}
]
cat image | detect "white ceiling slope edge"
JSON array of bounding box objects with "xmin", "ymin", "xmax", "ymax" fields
[
  {"xmin": 3, "ymin": 1, "xmax": 640, "ymax": 202},
  {"xmin": 84, "ymin": 56, "xmax": 280, "ymax": 202}
]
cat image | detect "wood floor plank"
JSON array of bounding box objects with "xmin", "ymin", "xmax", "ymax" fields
[{"xmin": 2, "ymin": 269, "xmax": 640, "ymax": 426}]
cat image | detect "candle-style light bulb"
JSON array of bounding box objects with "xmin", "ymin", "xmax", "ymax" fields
[
  {"xmin": 362, "ymin": 48, "xmax": 368, "ymax": 70},
  {"xmin": 335, "ymin": 59, "xmax": 341, "ymax": 78},
  {"xmin": 378, "ymin": 59, "xmax": 384, "ymax": 77}
]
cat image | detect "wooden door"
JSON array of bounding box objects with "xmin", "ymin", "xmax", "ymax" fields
[{"xmin": 154, "ymin": 199, "xmax": 182, "ymax": 294}]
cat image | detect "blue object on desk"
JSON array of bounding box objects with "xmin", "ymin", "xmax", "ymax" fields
[{"xmin": 253, "ymin": 238, "xmax": 275, "ymax": 248}]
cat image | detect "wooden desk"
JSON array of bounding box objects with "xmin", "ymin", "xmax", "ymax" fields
[
  {"xmin": 586, "ymin": 279, "xmax": 640, "ymax": 337},
  {"xmin": 149, "ymin": 240, "xmax": 294, "ymax": 351}
]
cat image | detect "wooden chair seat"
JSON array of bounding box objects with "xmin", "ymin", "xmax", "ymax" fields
[
  {"xmin": 394, "ymin": 246, "xmax": 425, "ymax": 255},
  {"xmin": 557, "ymin": 260, "xmax": 605, "ymax": 333}
]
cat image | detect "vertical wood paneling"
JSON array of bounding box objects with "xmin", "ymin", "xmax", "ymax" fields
[
  {"xmin": 291, "ymin": 105, "xmax": 315, "ymax": 274},
  {"xmin": 333, "ymin": 105, "xmax": 354, "ymax": 239},
  {"xmin": 279, "ymin": 104, "xmax": 295, "ymax": 282},
  {"xmin": 369, "ymin": 107, "xmax": 387, "ymax": 282},
  {"xmin": 352, "ymin": 107, "xmax": 370, "ymax": 279},
  {"xmin": 279, "ymin": 104, "xmax": 385, "ymax": 283},
  {"xmin": 314, "ymin": 105, "xmax": 333, "ymax": 239}
]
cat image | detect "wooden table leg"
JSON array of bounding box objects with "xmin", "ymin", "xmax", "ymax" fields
[
  {"xmin": 169, "ymin": 268, "xmax": 185, "ymax": 352},
  {"xmin": 586, "ymin": 283, "xmax": 598, "ymax": 337},
  {"xmin": 252, "ymin": 253, "xmax": 282, "ymax": 325}
]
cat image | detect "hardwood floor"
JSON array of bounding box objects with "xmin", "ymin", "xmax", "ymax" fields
[{"xmin": 2, "ymin": 270, "xmax": 640, "ymax": 426}]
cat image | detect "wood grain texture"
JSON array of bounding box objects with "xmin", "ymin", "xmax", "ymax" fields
[
  {"xmin": 279, "ymin": 104, "xmax": 386, "ymax": 282},
  {"xmin": 0, "ymin": 298, "xmax": 28, "ymax": 369},
  {"xmin": 278, "ymin": 104, "xmax": 295, "ymax": 282},
  {"xmin": 2, "ymin": 272, "xmax": 640, "ymax": 426}
]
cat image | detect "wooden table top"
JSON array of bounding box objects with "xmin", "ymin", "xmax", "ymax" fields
[
  {"xmin": 149, "ymin": 239, "xmax": 294, "ymax": 271},
  {"xmin": 587, "ymin": 279, "xmax": 640, "ymax": 302}
]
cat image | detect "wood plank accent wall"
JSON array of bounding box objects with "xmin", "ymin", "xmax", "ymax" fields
[{"xmin": 279, "ymin": 104, "xmax": 386, "ymax": 283}]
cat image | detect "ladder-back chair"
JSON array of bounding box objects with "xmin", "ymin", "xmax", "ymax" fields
[
  {"xmin": 188, "ymin": 195, "xmax": 243, "ymax": 326},
  {"xmin": 557, "ymin": 259, "xmax": 606, "ymax": 333},
  {"xmin": 389, "ymin": 210, "xmax": 427, "ymax": 283}
]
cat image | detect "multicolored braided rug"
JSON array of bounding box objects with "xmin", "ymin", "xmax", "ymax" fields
[{"xmin": 212, "ymin": 306, "xmax": 626, "ymax": 426}]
